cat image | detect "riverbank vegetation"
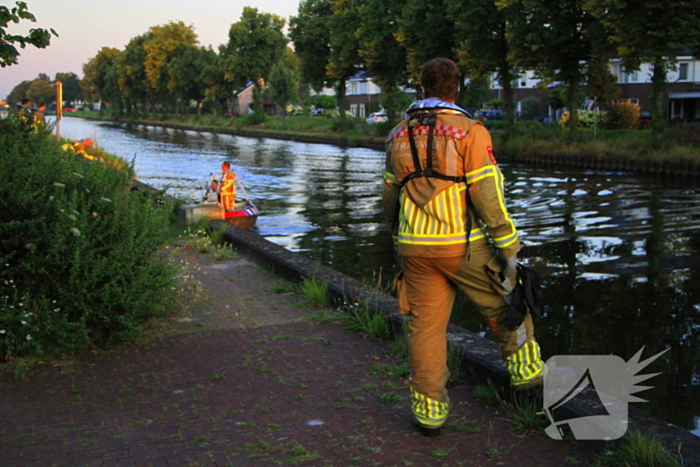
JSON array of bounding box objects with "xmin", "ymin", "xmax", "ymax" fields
[
  {"xmin": 72, "ymin": 109, "xmax": 700, "ymax": 172},
  {"xmin": 0, "ymin": 116, "xmax": 178, "ymax": 363}
]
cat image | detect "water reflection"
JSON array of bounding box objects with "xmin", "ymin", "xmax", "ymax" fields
[{"xmin": 54, "ymin": 117, "xmax": 699, "ymax": 433}]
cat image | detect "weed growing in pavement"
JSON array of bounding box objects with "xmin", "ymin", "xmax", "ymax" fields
[
  {"xmin": 284, "ymin": 440, "xmax": 319, "ymax": 464},
  {"xmin": 447, "ymin": 342, "xmax": 466, "ymax": 385},
  {"xmin": 371, "ymin": 363, "xmax": 410, "ymax": 379},
  {"xmin": 430, "ymin": 445, "xmax": 457, "ymax": 457},
  {"xmin": 209, "ymin": 373, "xmax": 225, "ymax": 382},
  {"xmin": 340, "ymin": 300, "xmax": 392, "ymax": 340},
  {"xmin": 271, "ymin": 280, "xmax": 296, "ymax": 294},
  {"xmin": 454, "ymin": 421, "xmax": 482, "ymax": 434},
  {"xmin": 592, "ymin": 431, "xmax": 683, "ymax": 467},
  {"xmin": 376, "ymin": 393, "xmax": 401, "ymax": 405},
  {"xmin": 473, "ymin": 385, "xmax": 499, "ymax": 406},
  {"xmin": 299, "ymin": 277, "xmax": 330, "ymax": 307},
  {"xmin": 485, "ymin": 448, "xmax": 508, "ymax": 459}
]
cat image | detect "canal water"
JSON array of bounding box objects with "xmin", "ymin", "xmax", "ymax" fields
[{"xmin": 54, "ymin": 116, "xmax": 700, "ymax": 434}]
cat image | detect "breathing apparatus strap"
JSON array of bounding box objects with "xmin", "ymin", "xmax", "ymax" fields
[
  {"xmin": 398, "ymin": 113, "xmax": 473, "ymax": 257},
  {"xmin": 401, "ymin": 114, "xmax": 466, "ymax": 186}
]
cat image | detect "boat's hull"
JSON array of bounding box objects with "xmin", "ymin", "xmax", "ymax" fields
[{"xmin": 179, "ymin": 202, "xmax": 259, "ymax": 229}]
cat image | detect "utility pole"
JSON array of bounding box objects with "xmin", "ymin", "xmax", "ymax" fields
[{"xmin": 55, "ymin": 81, "xmax": 63, "ymax": 141}]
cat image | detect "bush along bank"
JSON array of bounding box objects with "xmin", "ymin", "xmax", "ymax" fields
[
  {"xmin": 0, "ymin": 116, "xmax": 178, "ymax": 362},
  {"xmin": 74, "ymin": 111, "xmax": 700, "ymax": 177}
]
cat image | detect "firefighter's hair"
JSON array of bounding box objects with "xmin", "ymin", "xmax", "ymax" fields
[{"xmin": 421, "ymin": 58, "xmax": 459, "ymax": 102}]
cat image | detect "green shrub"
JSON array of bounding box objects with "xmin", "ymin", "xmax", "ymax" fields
[
  {"xmin": 0, "ymin": 116, "xmax": 177, "ymax": 359},
  {"xmin": 520, "ymin": 96, "xmax": 543, "ymax": 120},
  {"xmin": 605, "ymin": 101, "xmax": 640, "ymax": 130}
]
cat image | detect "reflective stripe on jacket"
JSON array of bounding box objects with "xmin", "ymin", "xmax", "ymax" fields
[
  {"xmin": 220, "ymin": 170, "xmax": 236, "ymax": 196},
  {"xmin": 383, "ymin": 100, "xmax": 520, "ymax": 258}
]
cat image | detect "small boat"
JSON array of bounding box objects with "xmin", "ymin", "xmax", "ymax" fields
[{"xmin": 179, "ymin": 177, "xmax": 259, "ymax": 229}]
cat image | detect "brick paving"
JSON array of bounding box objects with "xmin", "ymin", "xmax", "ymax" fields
[{"xmin": 0, "ymin": 247, "xmax": 600, "ymax": 466}]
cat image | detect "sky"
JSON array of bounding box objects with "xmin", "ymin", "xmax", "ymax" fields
[{"xmin": 0, "ymin": 0, "xmax": 302, "ymax": 100}]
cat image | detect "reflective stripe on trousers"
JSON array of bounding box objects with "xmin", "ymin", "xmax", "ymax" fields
[
  {"xmin": 506, "ymin": 338, "xmax": 545, "ymax": 385},
  {"xmin": 411, "ymin": 388, "xmax": 449, "ymax": 428}
]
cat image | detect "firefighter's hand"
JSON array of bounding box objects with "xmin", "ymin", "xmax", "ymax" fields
[
  {"xmin": 496, "ymin": 252, "xmax": 517, "ymax": 294},
  {"xmin": 503, "ymin": 255, "xmax": 517, "ymax": 280}
]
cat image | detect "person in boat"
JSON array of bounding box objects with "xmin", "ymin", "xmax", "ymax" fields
[
  {"xmin": 218, "ymin": 161, "xmax": 237, "ymax": 211},
  {"xmin": 207, "ymin": 179, "xmax": 222, "ymax": 205},
  {"xmin": 382, "ymin": 58, "xmax": 544, "ymax": 437}
]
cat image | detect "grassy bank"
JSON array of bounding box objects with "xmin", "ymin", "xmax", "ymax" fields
[
  {"xmin": 72, "ymin": 110, "xmax": 700, "ymax": 175},
  {"xmin": 0, "ymin": 115, "xmax": 180, "ymax": 363}
]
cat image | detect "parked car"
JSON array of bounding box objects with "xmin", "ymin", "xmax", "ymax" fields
[
  {"xmin": 366, "ymin": 112, "xmax": 388, "ymax": 124},
  {"xmin": 310, "ymin": 109, "xmax": 327, "ymax": 116},
  {"xmin": 63, "ymin": 107, "xmax": 77, "ymax": 112},
  {"xmin": 476, "ymin": 110, "xmax": 503, "ymax": 120}
]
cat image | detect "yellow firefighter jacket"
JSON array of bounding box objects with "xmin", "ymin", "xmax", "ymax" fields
[{"xmin": 383, "ymin": 99, "xmax": 520, "ymax": 259}]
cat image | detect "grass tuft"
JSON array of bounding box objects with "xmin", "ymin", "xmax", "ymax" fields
[{"xmin": 299, "ymin": 277, "xmax": 331, "ymax": 308}]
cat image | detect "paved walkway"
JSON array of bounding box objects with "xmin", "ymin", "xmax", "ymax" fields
[{"xmin": 0, "ymin": 245, "xmax": 600, "ymax": 466}]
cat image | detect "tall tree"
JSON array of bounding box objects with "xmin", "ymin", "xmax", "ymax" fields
[
  {"xmin": 167, "ymin": 44, "xmax": 208, "ymax": 113},
  {"xmin": 267, "ymin": 59, "xmax": 299, "ymax": 115},
  {"xmin": 54, "ymin": 72, "xmax": 83, "ymax": 107},
  {"xmin": 289, "ymin": 0, "xmax": 334, "ymax": 93},
  {"xmin": 396, "ymin": 0, "xmax": 457, "ymax": 86},
  {"xmin": 0, "ymin": 1, "xmax": 57, "ymax": 67},
  {"xmin": 143, "ymin": 21, "xmax": 198, "ymax": 104},
  {"xmin": 7, "ymin": 79, "xmax": 31, "ymax": 104},
  {"xmin": 451, "ymin": 0, "xmax": 518, "ymax": 126},
  {"xmin": 115, "ymin": 34, "xmax": 151, "ymax": 112},
  {"xmin": 221, "ymin": 7, "xmax": 287, "ymax": 87},
  {"xmin": 221, "ymin": 7, "xmax": 287, "ymax": 117},
  {"xmin": 82, "ymin": 47, "xmax": 120, "ymax": 105},
  {"xmin": 26, "ymin": 76, "xmax": 53, "ymax": 105},
  {"xmin": 326, "ymin": 0, "xmax": 362, "ymax": 122},
  {"xmin": 585, "ymin": 0, "xmax": 700, "ymax": 137},
  {"xmin": 200, "ymin": 48, "xmax": 229, "ymax": 116},
  {"xmin": 356, "ymin": 0, "xmax": 407, "ymax": 123},
  {"xmin": 504, "ymin": 0, "xmax": 598, "ymax": 136}
]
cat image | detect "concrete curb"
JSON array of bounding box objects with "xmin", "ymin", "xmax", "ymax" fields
[{"xmin": 218, "ymin": 221, "xmax": 700, "ymax": 466}]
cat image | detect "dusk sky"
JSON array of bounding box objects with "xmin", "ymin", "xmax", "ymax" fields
[{"xmin": 1, "ymin": 0, "xmax": 302, "ymax": 100}]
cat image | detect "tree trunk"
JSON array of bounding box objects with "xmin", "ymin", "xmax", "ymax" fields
[
  {"xmin": 568, "ymin": 79, "xmax": 580, "ymax": 140},
  {"xmin": 337, "ymin": 80, "xmax": 347, "ymax": 123},
  {"xmin": 385, "ymin": 83, "xmax": 397, "ymax": 125},
  {"xmin": 499, "ymin": 66, "xmax": 516, "ymax": 138},
  {"xmin": 650, "ymin": 57, "xmax": 668, "ymax": 146}
]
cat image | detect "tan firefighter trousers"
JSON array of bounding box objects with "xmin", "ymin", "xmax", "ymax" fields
[{"xmin": 396, "ymin": 241, "xmax": 543, "ymax": 428}]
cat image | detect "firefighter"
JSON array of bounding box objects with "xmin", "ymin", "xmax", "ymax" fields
[
  {"xmin": 219, "ymin": 161, "xmax": 237, "ymax": 211},
  {"xmin": 62, "ymin": 138, "xmax": 96, "ymax": 160},
  {"xmin": 383, "ymin": 58, "xmax": 544, "ymax": 437}
]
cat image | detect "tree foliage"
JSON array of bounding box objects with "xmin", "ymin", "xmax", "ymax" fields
[
  {"xmin": 289, "ymin": 0, "xmax": 334, "ymax": 92},
  {"xmin": 143, "ymin": 21, "xmax": 198, "ymax": 98},
  {"xmin": 452, "ymin": 0, "xmax": 518, "ymax": 124},
  {"xmin": 585, "ymin": 0, "xmax": 700, "ymax": 135},
  {"xmin": 55, "ymin": 72, "xmax": 83, "ymax": 106},
  {"xmin": 396, "ymin": 0, "xmax": 456, "ymax": 85},
  {"xmin": 0, "ymin": 1, "xmax": 57, "ymax": 67},
  {"xmin": 356, "ymin": 0, "xmax": 407, "ymax": 122},
  {"xmin": 222, "ymin": 7, "xmax": 287, "ymax": 87},
  {"xmin": 82, "ymin": 47, "xmax": 120, "ymax": 104}
]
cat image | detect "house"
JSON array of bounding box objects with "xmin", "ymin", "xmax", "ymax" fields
[
  {"xmin": 489, "ymin": 51, "xmax": 700, "ymax": 120},
  {"xmin": 232, "ymin": 79, "xmax": 276, "ymax": 116}
]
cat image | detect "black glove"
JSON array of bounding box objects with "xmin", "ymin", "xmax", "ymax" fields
[{"xmin": 503, "ymin": 263, "xmax": 544, "ymax": 331}]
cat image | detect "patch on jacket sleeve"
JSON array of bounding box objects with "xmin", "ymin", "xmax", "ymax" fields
[{"xmin": 487, "ymin": 145, "xmax": 498, "ymax": 165}]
